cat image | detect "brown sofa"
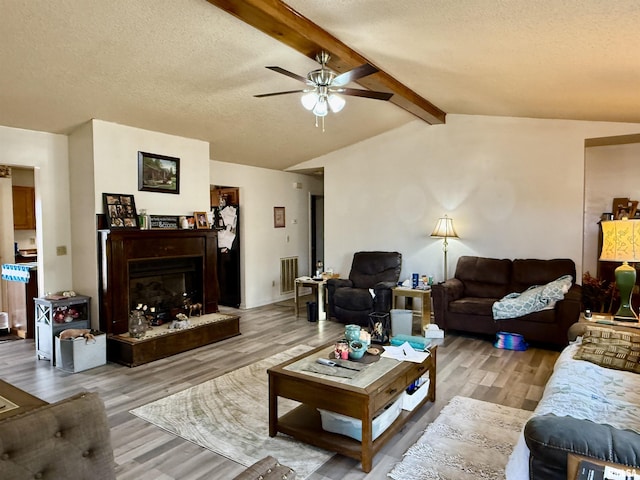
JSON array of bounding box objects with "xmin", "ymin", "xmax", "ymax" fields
[{"xmin": 431, "ymin": 256, "xmax": 582, "ymax": 348}]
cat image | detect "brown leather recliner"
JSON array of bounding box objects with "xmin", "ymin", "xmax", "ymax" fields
[{"xmin": 327, "ymin": 251, "xmax": 402, "ymax": 326}]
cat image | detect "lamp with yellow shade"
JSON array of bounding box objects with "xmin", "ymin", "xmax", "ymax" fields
[{"xmin": 600, "ymin": 219, "xmax": 640, "ymax": 321}]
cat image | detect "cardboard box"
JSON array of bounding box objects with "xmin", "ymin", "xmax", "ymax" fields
[
  {"xmin": 318, "ymin": 395, "xmax": 402, "ymax": 442},
  {"xmin": 55, "ymin": 332, "xmax": 106, "ymax": 373}
]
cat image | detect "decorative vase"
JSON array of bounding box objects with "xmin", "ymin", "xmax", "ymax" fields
[
  {"xmin": 344, "ymin": 324, "xmax": 361, "ymax": 343},
  {"xmin": 128, "ymin": 310, "xmax": 147, "ymax": 339}
]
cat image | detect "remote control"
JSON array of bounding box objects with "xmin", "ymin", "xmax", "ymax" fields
[{"xmin": 316, "ymin": 358, "xmax": 337, "ymax": 367}]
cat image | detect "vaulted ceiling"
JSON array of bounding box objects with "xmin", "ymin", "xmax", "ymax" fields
[{"xmin": 1, "ymin": 1, "xmax": 639, "ymax": 171}]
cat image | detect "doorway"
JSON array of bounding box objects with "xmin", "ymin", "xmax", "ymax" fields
[
  {"xmin": 1, "ymin": 166, "xmax": 39, "ymax": 338},
  {"xmin": 211, "ymin": 185, "xmax": 241, "ymax": 307},
  {"xmin": 311, "ymin": 194, "xmax": 324, "ymax": 274}
]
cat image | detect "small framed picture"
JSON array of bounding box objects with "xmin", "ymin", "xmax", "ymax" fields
[
  {"xmin": 194, "ymin": 211, "xmax": 209, "ymax": 229},
  {"xmin": 615, "ymin": 200, "xmax": 637, "ymax": 220},
  {"xmin": 138, "ymin": 151, "xmax": 180, "ymax": 194},
  {"xmin": 612, "ymin": 197, "xmax": 630, "ymax": 217},
  {"xmin": 103, "ymin": 193, "xmax": 139, "ymax": 229},
  {"xmin": 274, "ymin": 207, "xmax": 285, "ymax": 228}
]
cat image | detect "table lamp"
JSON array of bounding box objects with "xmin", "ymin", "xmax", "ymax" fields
[
  {"xmin": 600, "ymin": 218, "xmax": 640, "ymax": 321},
  {"xmin": 431, "ymin": 215, "xmax": 459, "ymax": 281}
]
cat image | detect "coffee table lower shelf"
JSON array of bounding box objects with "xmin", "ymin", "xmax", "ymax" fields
[{"xmin": 276, "ymin": 403, "xmax": 420, "ymax": 464}]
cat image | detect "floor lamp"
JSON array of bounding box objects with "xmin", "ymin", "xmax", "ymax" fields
[
  {"xmin": 600, "ymin": 218, "xmax": 640, "ymax": 321},
  {"xmin": 431, "ymin": 215, "xmax": 459, "ymax": 281}
]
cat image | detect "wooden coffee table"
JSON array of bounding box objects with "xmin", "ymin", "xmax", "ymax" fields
[
  {"xmin": 0, "ymin": 379, "xmax": 47, "ymax": 421},
  {"xmin": 268, "ymin": 342, "xmax": 436, "ymax": 472}
]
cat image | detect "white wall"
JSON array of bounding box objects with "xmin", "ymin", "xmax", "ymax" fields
[
  {"xmin": 0, "ymin": 125, "xmax": 71, "ymax": 295},
  {"xmin": 69, "ymin": 119, "xmax": 211, "ymax": 326},
  {"xmin": 584, "ymin": 142, "xmax": 640, "ymax": 276},
  {"xmin": 210, "ymin": 160, "xmax": 323, "ymax": 308},
  {"xmin": 293, "ymin": 115, "xmax": 640, "ymax": 284},
  {"xmin": 91, "ymin": 120, "xmax": 211, "ymax": 215}
]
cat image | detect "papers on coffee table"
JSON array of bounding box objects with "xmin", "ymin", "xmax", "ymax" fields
[
  {"xmin": 0, "ymin": 395, "xmax": 20, "ymax": 414},
  {"xmin": 381, "ymin": 342, "xmax": 430, "ymax": 363}
]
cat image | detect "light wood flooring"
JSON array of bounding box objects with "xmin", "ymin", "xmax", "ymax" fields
[{"xmin": 0, "ymin": 302, "xmax": 560, "ymax": 479}]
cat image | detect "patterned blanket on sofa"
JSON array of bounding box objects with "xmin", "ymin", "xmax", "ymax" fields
[{"xmin": 492, "ymin": 274, "xmax": 573, "ymax": 320}]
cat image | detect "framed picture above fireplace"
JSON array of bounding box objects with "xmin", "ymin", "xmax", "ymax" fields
[
  {"xmin": 103, "ymin": 193, "xmax": 139, "ymax": 229},
  {"xmin": 138, "ymin": 151, "xmax": 180, "ymax": 194}
]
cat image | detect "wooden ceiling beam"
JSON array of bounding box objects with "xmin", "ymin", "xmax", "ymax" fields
[{"xmin": 207, "ymin": 0, "xmax": 446, "ymax": 124}]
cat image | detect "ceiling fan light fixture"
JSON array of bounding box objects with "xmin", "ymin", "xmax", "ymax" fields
[
  {"xmin": 327, "ymin": 93, "xmax": 345, "ymax": 113},
  {"xmin": 257, "ymin": 51, "xmax": 389, "ymax": 130},
  {"xmin": 312, "ymin": 96, "xmax": 329, "ymax": 117},
  {"xmin": 301, "ymin": 91, "xmax": 318, "ymax": 111}
]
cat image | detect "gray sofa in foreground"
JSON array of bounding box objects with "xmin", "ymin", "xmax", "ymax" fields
[
  {"xmin": 0, "ymin": 390, "xmax": 294, "ymax": 480},
  {"xmin": 506, "ymin": 323, "xmax": 640, "ymax": 479},
  {"xmin": 0, "ymin": 392, "xmax": 116, "ymax": 480}
]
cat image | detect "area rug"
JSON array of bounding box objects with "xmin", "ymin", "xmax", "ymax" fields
[
  {"xmin": 130, "ymin": 344, "xmax": 333, "ymax": 478},
  {"xmin": 388, "ymin": 396, "xmax": 531, "ymax": 480}
]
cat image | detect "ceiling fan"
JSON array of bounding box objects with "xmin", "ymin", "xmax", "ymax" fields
[{"xmin": 254, "ymin": 51, "xmax": 393, "ymax": 129}]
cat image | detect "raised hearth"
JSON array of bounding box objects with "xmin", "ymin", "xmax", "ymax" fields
[{"xmin": 108, "ymin": 313, "xmax": 240, "ymax": 367}]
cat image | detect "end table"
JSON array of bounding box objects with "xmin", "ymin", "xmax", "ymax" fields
[
  {"xmin": 34, "ymin": 295, "xmax": 91, "ymax": 366},
  {"xmin": 392, "ymin": 287, "xmax": 432, "ymax": 332}
]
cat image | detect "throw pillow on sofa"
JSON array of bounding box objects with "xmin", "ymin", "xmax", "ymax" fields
[{"xmin": 574, "ymin": 326, "xmax": 640, "ymax": 374}]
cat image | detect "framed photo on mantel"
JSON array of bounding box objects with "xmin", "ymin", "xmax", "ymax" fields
[{"xmin": 103, "ymin": 193, "xmax": 139, "ymax": 229}]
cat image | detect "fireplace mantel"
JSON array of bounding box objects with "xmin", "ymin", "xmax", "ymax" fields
[{"xmin": 98, "ymin": 229, "xmax": 220, "ymax": 335}]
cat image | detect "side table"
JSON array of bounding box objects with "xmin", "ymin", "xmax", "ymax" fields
[
  {"xmin": 580, "ymin": 312, "xmax": 640, "ymax": 330},
  {"xmin": 34, "ymin": 295, "xmax": 91, "ymax": 366},
  {"xmin": 392, "ymin": 287, "xmax": 432, "ymax": 332},
  {"xmin": 294, "ymin": 278, "xmax": 327, "ymax": 321}
]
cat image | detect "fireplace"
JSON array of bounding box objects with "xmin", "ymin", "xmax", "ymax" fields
[
  {"xmin": 99, "ymin": 229, "xmax": 219, "ymax": 335},
  {"xmin": 129, "ymin": 257, "xmax": 203, "ymax": 320}
]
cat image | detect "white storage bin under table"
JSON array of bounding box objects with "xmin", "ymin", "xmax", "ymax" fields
[
  {"xmin": 401, "ymin": 378, "xmax": 431, "ymax": 411},
  {"xmin": 318, "ymin": 395, "xmax": 403, "ymax": 442}
]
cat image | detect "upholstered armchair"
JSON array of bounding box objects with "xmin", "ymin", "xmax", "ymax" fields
[{"xmin": 327, "ymin": 251, "xmax": 402, "ymax": 325}]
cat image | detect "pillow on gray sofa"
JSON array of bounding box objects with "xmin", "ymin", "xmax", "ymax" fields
[{"xmin": 574, "ymin": 326, "xmax": 640, "ymax": 374}]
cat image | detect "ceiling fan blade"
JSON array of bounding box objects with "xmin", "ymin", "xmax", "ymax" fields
[
  {"xmin": 332, "ymin": 64, "xmax": 378, "ymax": 86},
  {"xmin": 339, "ymin": 88, "xmax": 393, "ymax": 101},
  {"xmin": 265, "ymin": 66, "xmax": 308, "ymax": 83},
  {"xmin": 254, "ymin": 89, "xmax": 305, "ymax": 98}
]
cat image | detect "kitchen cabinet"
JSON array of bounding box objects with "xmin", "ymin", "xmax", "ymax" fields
[
  {"xmin": 211, "ymin": 187, "xmax": 238, "ymax": 207},
  {"xmin": 13, "ymin": 186, "xmax": 35, "ymax": 230}
]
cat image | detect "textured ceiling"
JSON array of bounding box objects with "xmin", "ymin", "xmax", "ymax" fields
[{"xmin": 1, "ymin": 0, "xmax": 639, "ymax": 171}]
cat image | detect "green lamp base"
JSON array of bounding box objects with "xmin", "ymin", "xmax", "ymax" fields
[{"xmin": 614, "ymin": 262, "xmax": 638, "ymax": 321}]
